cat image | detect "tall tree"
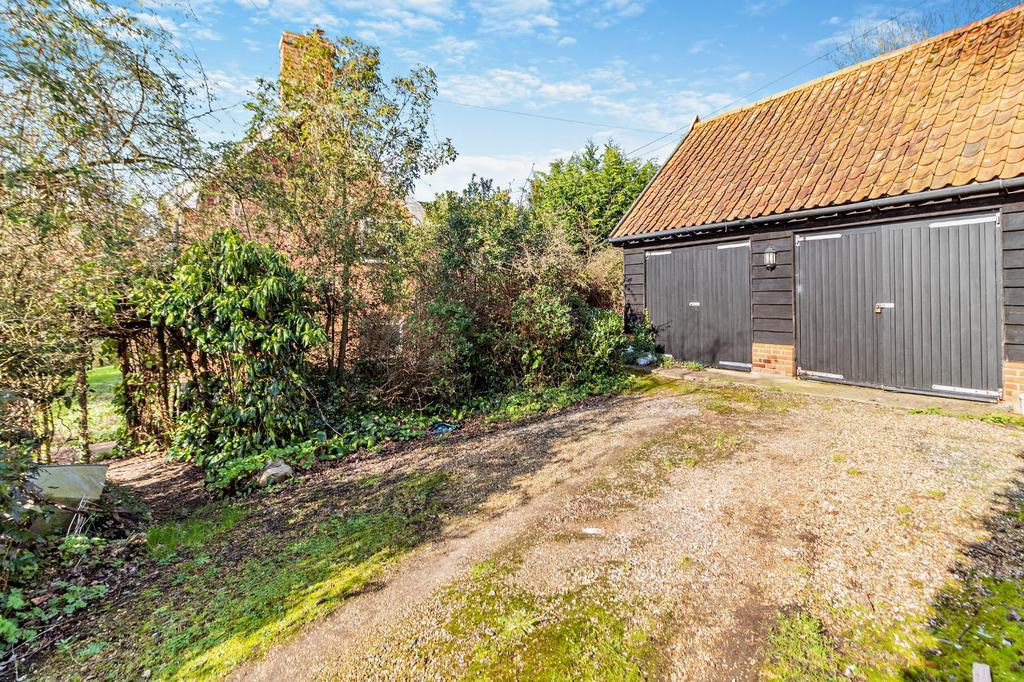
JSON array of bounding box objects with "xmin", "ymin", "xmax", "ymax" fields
[
  {"xmin": 0, "ymin": 0, "xmax": 204, "ymax": 455},
  {"xmin": 529, "ymin": 141, "xmax": 658, "ymax": 254},
  {"xmin": 204, "ymin": 31, "xmax": 455, "ymax": 377},
  {"xmin": 827, "ymin": 1, "xmax": 1013, "ymax": 68}
]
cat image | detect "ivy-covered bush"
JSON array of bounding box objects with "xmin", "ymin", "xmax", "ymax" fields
[{"xmin": 139, "ymin": 230, "xmax": 326, "ymax": 491}]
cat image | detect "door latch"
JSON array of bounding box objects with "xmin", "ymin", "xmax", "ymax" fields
[
  {"xmin": 874, "ymin": 302, "xmax": 894, "ymax": 314},
  {"xmin": 688, "ymin": 301, "xmax": 701, "ymax": 307}
]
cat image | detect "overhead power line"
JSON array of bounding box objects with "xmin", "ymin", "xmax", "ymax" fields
[
  {"xmin": 436, "ymin": 98, "xmax": 672, "ymax": 135},
  {"xmin": 625, "ymin": 0, "xmax": 987, "ymax": 158}
]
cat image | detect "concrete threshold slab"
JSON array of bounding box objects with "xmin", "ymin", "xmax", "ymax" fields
[{"xmin": 659, "ymin": 367, "xmax": 1015, "ymax": 417}]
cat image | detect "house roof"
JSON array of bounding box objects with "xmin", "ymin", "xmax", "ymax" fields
[{"xmin": 611, "ymin": 5, "xmax": 1024, "ymax": 241}]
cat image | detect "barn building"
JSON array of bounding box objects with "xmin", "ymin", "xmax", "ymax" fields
[{"xmin": 611, "ymin": 6, "xmax": 1024, "ymax": 405}]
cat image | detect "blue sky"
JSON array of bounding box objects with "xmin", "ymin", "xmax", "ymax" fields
[{"xmin": 138, "ymin": 0, "xmax": 1001, "ymax": 199}]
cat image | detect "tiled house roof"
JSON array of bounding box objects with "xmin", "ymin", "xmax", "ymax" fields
[{"xmin": 611, "ymin": 5, "xmax": 1024, "ymax": 240}]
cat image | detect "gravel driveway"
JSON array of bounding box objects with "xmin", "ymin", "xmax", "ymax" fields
[{"xmin": 233, "ymin": 374, "xmax": 1024, "ymax": 681}]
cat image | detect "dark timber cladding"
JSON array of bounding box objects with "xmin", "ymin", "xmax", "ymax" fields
[
  {"xmin": 1003, "ymin": 203, "xmax": 1024, "ymax": 362},
  {"xmin": 795, "ymin": 214, "xmax": 1002, "ymax": 399},
  {"xmin": 751, "ymin": 232, "xmax": 794, "ymax": 345},
  {"xmin": 623, "ymin": 246, "xmax": 645, "ymax": 326},
  {"xmin": 645, "ymin": 241, "xmax": 752, "ymax": 369}
]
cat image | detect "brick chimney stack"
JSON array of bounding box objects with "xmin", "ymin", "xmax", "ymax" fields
[{"xmin": 278, "ymin": 29, "xmax": 333, "ymax": 96}]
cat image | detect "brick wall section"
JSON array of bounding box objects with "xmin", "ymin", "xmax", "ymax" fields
[
  {"xmin": 752, "ymin": 342, "xmax": 795, "ymax": 377},
  {"xmin": 1005, "ymin": 361, "xmax": 1024, "ymax": 403}
]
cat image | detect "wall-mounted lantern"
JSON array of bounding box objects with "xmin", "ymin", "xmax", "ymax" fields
[{"xmin": 763, "ymin": 245, "xmax": 778, "ymax": 271}]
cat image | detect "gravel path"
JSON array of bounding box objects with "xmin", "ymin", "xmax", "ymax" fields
[{"xmin": 233, "ymin": 376, "xmax": 1024, "ymax": 681}]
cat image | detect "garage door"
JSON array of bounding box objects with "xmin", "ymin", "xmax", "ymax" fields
[
  {"xmin": 795, "ymin": 213, "xmax": 1002, "ymax": 400},
  {"xmin": 646, "ymin": 241, "xmax": 752, "ymax": 369}
]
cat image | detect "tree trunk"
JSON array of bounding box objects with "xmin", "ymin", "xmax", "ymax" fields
[
  {"xmin": 76, "ymin": 348, "xmax": 90, "ymax": 463},
  {"xmin": 116, "ymin": 337, "xmax": 138, "ymax": 451},
  {"xmin": 335, "ymin": 268, "xmax": 352, "ymax": 376},
  {"xmin": 156, "ymin": 324, "xmax": 170, "ymax": 426}
]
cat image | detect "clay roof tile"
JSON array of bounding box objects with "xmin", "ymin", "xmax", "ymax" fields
[{"xmin": 611, "ymin": 5, "xmax": 1024, "ymax": 238}]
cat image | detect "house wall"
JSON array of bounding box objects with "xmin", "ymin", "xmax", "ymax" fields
[{"xmin": 618, "ymin": 195, "xmax": 1024, "ymax": 404}]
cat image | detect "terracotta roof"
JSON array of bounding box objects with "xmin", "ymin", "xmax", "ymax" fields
[{"xmin": 612, "ymin": 5, "xmax": 1024, "ymax": 240}]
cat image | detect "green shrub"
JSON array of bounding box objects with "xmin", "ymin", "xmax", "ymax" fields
[
  {"xmin": 139, "ymin": 230, "xmax": 326, "ymax": 492},
  {"xmin": 512, "ymin": 285, "xmax": 575, "ymax": 381},
  {"xmin": 576, "ymin": 308, "xmax": 627, "ymax": 377}
]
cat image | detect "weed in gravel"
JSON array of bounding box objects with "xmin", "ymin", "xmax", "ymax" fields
[{"xmin": 909, "ymin": 407, "xmax": 1024, "ymax": 430}]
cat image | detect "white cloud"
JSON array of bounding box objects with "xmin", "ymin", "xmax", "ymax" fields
[
  {"xmin": 136, "ymin": 12, "xmax": 180, "ymax": 35},
  {"xmin": 584, "ymin": 0, "xmax": 648, "ymax": 28},
  {"xmin": 235, "ymin": 0, "xmax": 458, "ymax": 37},
  {"xmin": 688, "ymin": 38, "xmax": 719, "ymax": 55},
  {"xmin": 588, "ymin": 88, "xmax": 736, "ymax": 138},
  {"xmin": 556, "ymin": 35, "xmax": 576, "ymax": 47},
  {"xmin": 200, "ymin": 69, "xmax": 259, "ymax": 98},
  {"xmin": 808, "ymin": 5, "xmax": 922, "ymax": 55},
  {"xmin": 416, "ymin": 152, "xmax": 542, "ymax": 196},
  {"xmin": 432, "ymin": 35, "xmax": 478, "ymax": 63},
  {"xmin": 744, "ymin": 0, "xmax": 789, "ymax": 16},
  {"xmin": 190, "ymin": 26, "xmax": 223, "ymax": 40},
  {"xmin": 471, "ymin": 0, "xmax": 558, "ymax": 34},
  {"xmin": 441, "ymin": 68, "xmax": 591, "ymax": 106}
]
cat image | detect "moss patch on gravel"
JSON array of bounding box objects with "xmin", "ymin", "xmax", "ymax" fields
[
  {"xmin": 435, "ymin": 557, "xmax": 660, "ymax": 681},
  {"xmin": 763, "ymin": 488, "xmax": 1024, "ymax": 681},
  {"xmin": 36, "ymin": 472, "xmax": 450, "ymax": 681},
  {"xmin": 909, "ymin": 406, "xmax": 1024, "ymax": 430},
  {"xmin": 762, "ymin": 612, "xmax": 845, "ymax": 681}
]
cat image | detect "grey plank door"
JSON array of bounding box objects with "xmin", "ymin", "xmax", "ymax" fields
[
  {"xmin": 796, "ymin": 214, "xmax": 1001, "ymax": 399},
  {"xmin": 646, "ymin": 241, "xmax": 752, "ymax": 368},
  {"xmin": 646, "ymin": 250, "xmax": 686, "ymax": 360}
]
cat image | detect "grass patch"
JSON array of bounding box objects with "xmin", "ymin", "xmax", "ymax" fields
[
  {"xmin": 39, "ymin": 471, "xmax": 450, "ymax": 680},
  {"xmin": 52, "ymin": 364, "xmax": 123, "ymax": 449},
  {"xmin": 762, "ymin": 612, "xmax": 845, "ymax": 681},
  {"xmin": 146, "ymin": 505, "xmax": 248, "ymax": 561}
]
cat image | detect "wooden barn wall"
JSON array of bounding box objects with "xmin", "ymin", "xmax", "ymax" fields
[
  {"xmin": 623, "ymin": 245, "xmax": 646, "ymax": 325},
  {"xmin": 750, "ymin": 231, "xmax": 794, "ymax": 345},
  {"xmin": 1001, "ymin": 204, "xmax": 1024, "ymax": 362},
  {"xmin": 619, "ymin": 194, "xmax": 1024, "ymax": 361}
]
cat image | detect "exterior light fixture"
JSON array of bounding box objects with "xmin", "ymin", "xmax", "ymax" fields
[{"xmin": 763, "ymin": 245, "xmax": 778, "ymax": 271}]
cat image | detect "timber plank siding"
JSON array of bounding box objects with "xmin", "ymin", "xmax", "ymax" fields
[
  {"xmin": 751, "ymin": 232, "xmax": 794, "ymax": 346},
  {"xmin": 1001, "ymin": 204, "xmax": 1024, "ymax": 363},
  {"xmin": 623, "ymin": 246, "xmax": 645, "ymax": 326}
]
